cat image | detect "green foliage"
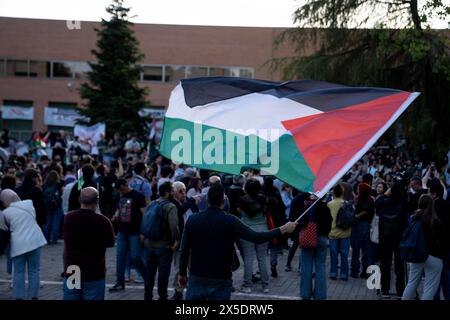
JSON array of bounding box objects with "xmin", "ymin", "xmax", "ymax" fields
[
  {"xmin": 273, "ymin": 0, "xmax": 450, "ymax": 162},
  {"xmin": 78, "ymin": 0, "xmax": 149, "ymax": 136}
]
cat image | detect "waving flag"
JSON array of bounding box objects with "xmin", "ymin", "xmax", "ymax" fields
[{"xmin": 160, "ymin": 77, "xmax": 419, "ymax": 197}]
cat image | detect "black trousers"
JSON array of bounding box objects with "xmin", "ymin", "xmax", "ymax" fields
[{"xmin": 380, "ymin": 239, "xmax": 406, "ymax": 295}]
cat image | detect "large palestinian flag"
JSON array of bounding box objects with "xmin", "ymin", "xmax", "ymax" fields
[{"xmin": 160, "ymin": 77, "xmax": 419, "ymax": 197}]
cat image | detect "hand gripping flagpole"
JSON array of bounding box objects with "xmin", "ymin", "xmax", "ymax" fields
[{"xmin": 294, "ymin": 196, "xmax": 322, "ymax": 223}]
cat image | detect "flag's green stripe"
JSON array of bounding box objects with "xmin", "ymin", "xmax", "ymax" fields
[{"xmin": 159, "ymin": 117, "xmax": 316, "ymax": 193}]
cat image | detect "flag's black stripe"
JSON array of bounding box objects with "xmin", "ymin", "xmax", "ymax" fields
[{"xmin": 181, "ymin": 77, "xmax": 402, "ymax": 111}]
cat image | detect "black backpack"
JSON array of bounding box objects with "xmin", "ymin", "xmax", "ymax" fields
[
  {"xmin": 336, "ymin": 201, "xmax": 356, "ymax": 230},
  {"xmin": 43, "ymin": 185, "xmax": 60, "ymax": 213}
]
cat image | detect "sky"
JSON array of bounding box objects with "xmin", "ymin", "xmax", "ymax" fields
[
  {"xmin": 0, "ymin": 0, "xmax": 448, "ymax": 28},
  {"xmin": 0, "ymin": 0, "xmax": 299, "ymax": 27}
]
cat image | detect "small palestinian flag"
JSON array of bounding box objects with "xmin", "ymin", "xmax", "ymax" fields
[{"xmin": 159, "ymin": 77, "xmax": 419, "ymax": 197}]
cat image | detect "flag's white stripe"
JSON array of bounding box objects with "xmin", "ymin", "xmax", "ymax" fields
[
  {"xmin": 313, "ymin": 92, "xmax": 420, "ymax": 198},
  {"xmin": 166, "ymin": 83, "xmax": 323, "ymax": 141}
]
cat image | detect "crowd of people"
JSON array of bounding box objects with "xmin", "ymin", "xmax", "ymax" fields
[{"xmin": 0, "ymin": 129, "xmax": 449, "ymax": 301}]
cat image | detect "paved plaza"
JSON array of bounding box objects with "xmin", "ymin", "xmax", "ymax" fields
[{"xmin": 0, "ymin": 241, "xmax": 383, "ymax": 300}]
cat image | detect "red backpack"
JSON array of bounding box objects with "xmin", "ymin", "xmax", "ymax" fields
[{"xmin": 299, "ymin": 207, "xmax": 318, "ymax": 249}]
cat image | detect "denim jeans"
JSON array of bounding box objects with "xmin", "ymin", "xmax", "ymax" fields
[
  {"xmin": 63, "ymin": 277, "xmax": 106, "ymax": 300},
  {"xmin": 44, "ymin": 207, "xmax": 63, "ymax": 244},
  {"xmin": 172, "ymin": 250, "xmax": 184, "ymax": 294},
  {"xmin": 329, "ymin": 237, "xmax": 350, "ymax": 279},
  {"xmin": 125, "ymin": 247, "xmax": 147, "ymax": 280},
  {"xmin": 240, "ymin": 239, "xmax": 269, "ymax": 288},
  {"xmin": 351, "ymin": 221, "xmax": 371, "ymax": 276},
  {"xmin": 402, "ymin": 255, "xmax": 443, "ymax": 300},
  {"xmin": 12, "ymin": 248, "xmax": 41, "ymax": 300},
  {"xmin": 144, "ymin": 247, "xmax": 173, "ymax": 300},
  {"xmin": 300, "ymin": 236, "xmax": 328, "ymax": 300},
  {"xmin": 186, "ymin": 278, "xmax": 232, "ymax": 300},
  {"xmin": 115, "ymin": 232, "xmax": 147, "ymax": 286},
  {"xmin": 442, "ymin": 251, "xmax": 450, "ymax": 300},
  {"xmin": 6, "ymin": 244, "xmax": 12, "ymax": 274},
  {"xmin": 434, "ymin": 250, "xmax": 450, "ymax": 300}
]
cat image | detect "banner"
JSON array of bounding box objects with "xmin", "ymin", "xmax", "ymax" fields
[
  {"xmin": 1, "ymin": 106, "xmax": 34, "ymax": 120},
  {"xmin": 74, "ymin": 123, "xmax": 106, "ymax": 146},
  {"xmin": 44, "ymin": 107, "xmax": 82, "ymax": 127},
  {"xmin": 139, "ymin": 108, "xmax": 166, "ymax": 118}
]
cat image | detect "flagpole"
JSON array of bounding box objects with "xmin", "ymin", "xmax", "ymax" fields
[{"xmin": 294, "ymin": 196, "xmax": 322, "ymax": 223}]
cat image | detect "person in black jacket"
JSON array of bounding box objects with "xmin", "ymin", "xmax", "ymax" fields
[
  {"xmin": 16, "ymin": 168, "xmax": 46, "ymax": 228},
  {"xmin": 68, "ymin": 164, "xmax": 97, "ymax": 212},
  {"xmin": 402, "ymin": 194, "xmax": 447, "ymax": 300},
  {"xmin": 226, "ymin": 174, "xmax": 246, "ymax": 218},
  {"xmin": 350, "ymin": 182, "xmax": 375, "ymax": 279},
  {"xmin": 42, "ymin": 170, "xmax": 64, "ymax": 244},
  {"xmin": 178, "ymin": 184, "xmax": 297, "ymax": 300},
  {"xmin": 375, "ymin": 182, "xmax": 408, "ymax": 298},
  {"xmin": 262, "ymin": 176, "xmax": 286, "ymax": 278},
  {"xmin": 407, "ymin": 176, "xmax": 428, "ymax": 214},
  {"xmin": 298, "ymin": 195, "xmax": 332, "ymax": 300},
  {"xmin": 429, "ymin": 181, "xmax": 450, "ymax": 300}
]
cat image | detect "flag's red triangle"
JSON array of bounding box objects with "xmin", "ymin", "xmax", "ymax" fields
[{"xmin": 281, "ymin": 92, "xmax": 411, "ymax": 192}]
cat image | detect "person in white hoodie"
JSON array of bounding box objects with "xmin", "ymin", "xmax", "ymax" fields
[{"xmin": 0, "ymin": 189, "xmax": 47, "ymax": 300}]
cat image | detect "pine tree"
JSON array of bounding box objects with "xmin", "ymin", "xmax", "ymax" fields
[{"xmin": 78, "ymin": 0, "xmax": 149, "ymax": 136}]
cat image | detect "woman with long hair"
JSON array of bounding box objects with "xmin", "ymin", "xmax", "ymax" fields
[
  {"xmin": 238, "ymin": 179, "xmax": 270, "ymax": 293},
  {"xmin": 376, "ymin": 182, "xmax": 408, "ymax": 298},
  {"xmin": 402, "ymin": 194, "xmax": 446, "ymax": 300},
  {"xmin": 350, "ymin": 182, "xmax": 375, "ymax": 278},
  {"xmin": 186, "ymin": 177, "xmax": 202, "ymax": 199},
  {"xmin": 15, "ymin": 169, "xmax": 46, "ymax": 228},
  {"xmin": 43, "ymin": 170, "xmax": 63, "ymax": 244}
]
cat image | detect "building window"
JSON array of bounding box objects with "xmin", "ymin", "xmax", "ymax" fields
[
  {"xmin": 52, "ymin": 62, "xmax": 73, "ymax": 78},
  {"xmin": 228, "ymin": 67, "xmax": 242, "ymax": 77},
  {"xmin": 48, "ymin": 102, "xmax": 78, "ymax": 109},
  {"xmin": 239, "ymin": 68, "xmax": 254, "ymax": 78},
  {"xmin": 143, "ymin": 65, "xmax": 163, "ymax": 82},
  {"xmin": 186, "ymin": 66, "xmax": 208, "ymax": 79},
  {"xmin": 0, "ymin": 59, "xmax": 4, "ymax": 77},
  {"xmin": 209, "ymin": 67, "xmax": 231, "ymax": 77},
  {"xmin": 6, "ymin": 60, "xmax": 28, "ymax": 77},
  {"xmin": 165, "ymin": 65, "xmax": 186, "ymax": 83},
  {"xmin": 29, "ymin": 61, "xmax": 50, "ymax": 78}
]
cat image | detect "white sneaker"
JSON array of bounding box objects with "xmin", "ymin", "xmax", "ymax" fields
[
  {"xmin": 240, "ymin": 286, "xmax": 252, "ymax": 293},
  {"xmin": 133, "ymin": 277, "xmax": 144, "ymax": 284}
]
